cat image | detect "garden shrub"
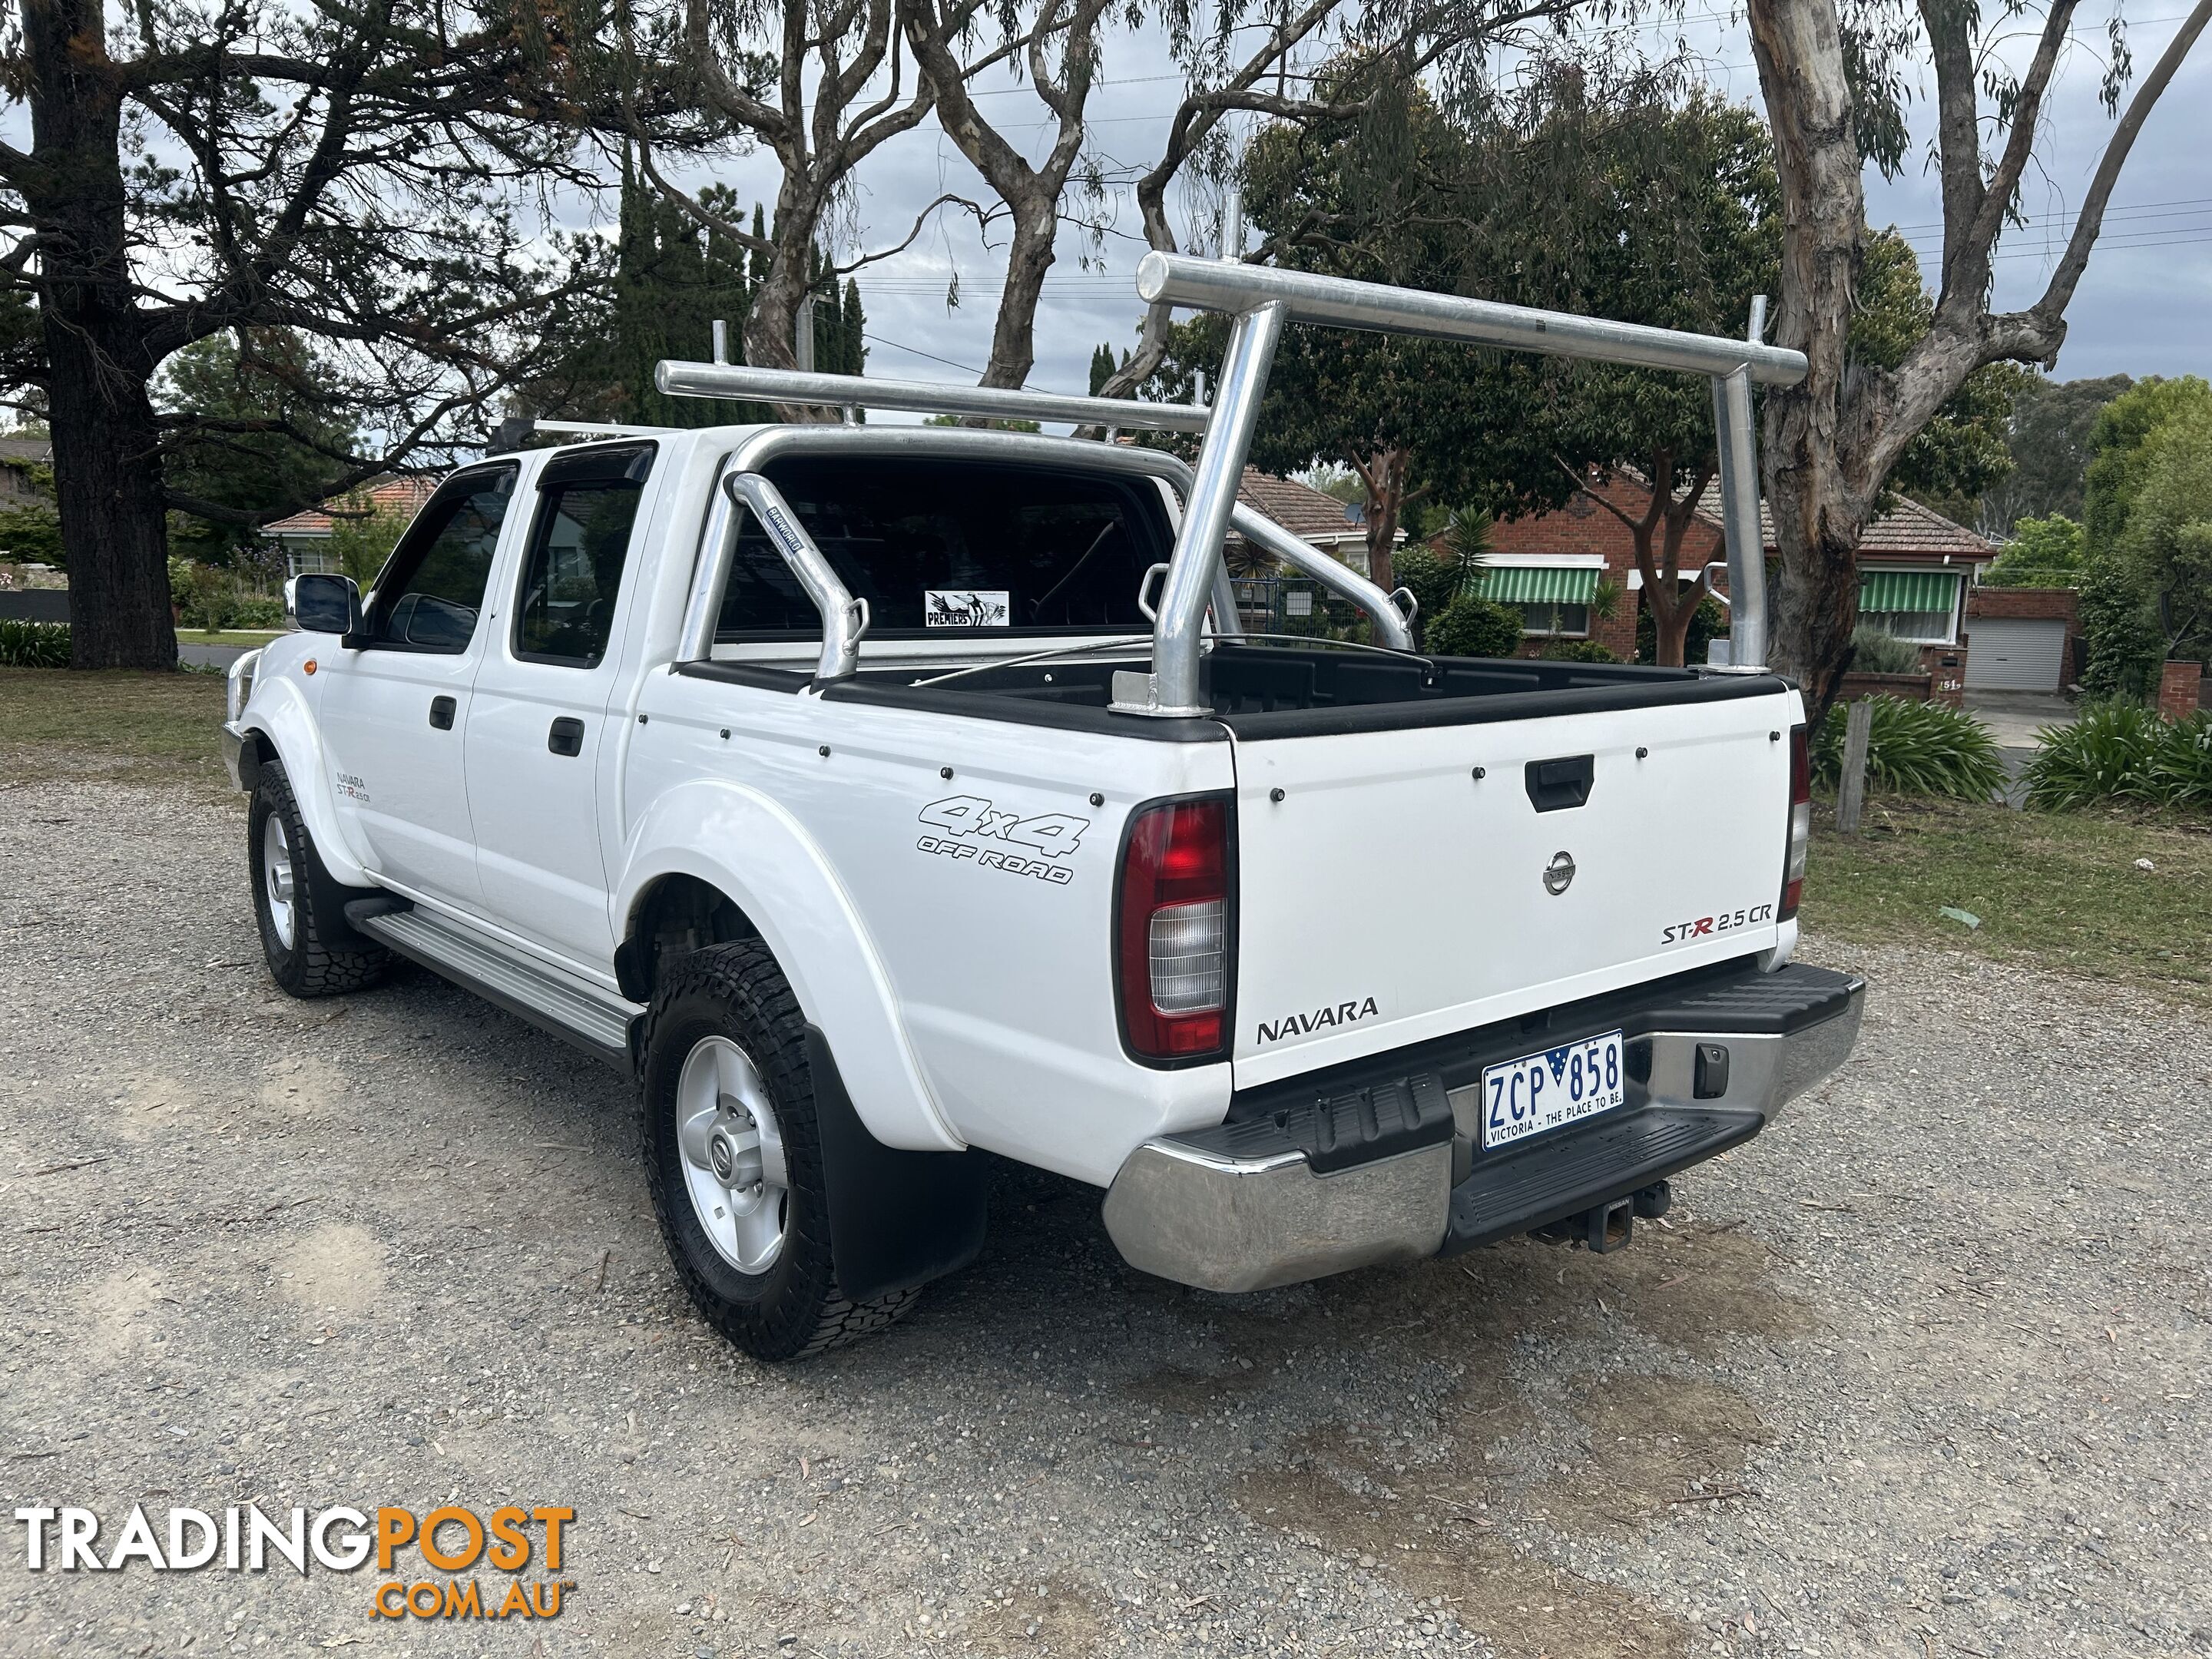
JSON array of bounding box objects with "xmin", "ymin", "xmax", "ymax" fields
[
  {"xmin": 1539, "ymin": 639, "xmax": 1621, "ymax": 664},
  {"xmin": 1813, "ymin": 695, "xmax": 2005, "ymax": 800},
  {"xmin": 1424, "ymin": 593, "xmax": 1523, "ymax": 659},
  {"xmin": 1389, "ymin": 547, "xmax": 1467, "ymax": 644},
  {"xmin": 2024, "ymin": 702, "xmax": 2212, "ymax": 812},
  {"xmin": 0, "ymin": 618, "xmax": 70, "ymax": 667},
  {"xmin": 1849, "ymin": 625, "xmax": 1925, "ymax": 675}
]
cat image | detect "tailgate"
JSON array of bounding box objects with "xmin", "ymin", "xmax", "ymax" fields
[{"xmin": 1229, "ymin": 688, "xmax": 1801, "ymax": 1088}]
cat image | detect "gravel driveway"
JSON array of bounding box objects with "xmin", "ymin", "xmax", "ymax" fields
[{"xmin": 3, "ymin": 772, "xmax": 2208, "ymax": 1658}]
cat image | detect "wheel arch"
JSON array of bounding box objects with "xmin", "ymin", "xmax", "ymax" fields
[
  {"xmin": 240, "ymin": 677, "xmax": 374, "ymax": 889},
  {"xmin": 614, "ymin": 779, "xmax": 961, "ymax": 1154}
]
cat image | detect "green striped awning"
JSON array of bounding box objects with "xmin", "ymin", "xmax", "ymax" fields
[
  {"xmin": 1859, "ymin": 569, "xmax": 1962, "ymax": 613},
  {"xmin": 1479, "ymin": 564, "xmax": 1601, "ymax": 604}
]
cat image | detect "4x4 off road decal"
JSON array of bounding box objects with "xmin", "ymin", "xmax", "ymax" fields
[{"xmin": 916, "ymin": 794, "xmax": 1088, "ymax": 885}]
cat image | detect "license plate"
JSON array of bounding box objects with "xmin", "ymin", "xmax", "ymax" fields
[{"xmin": 1479, "ymin": 1029, "xmax": 1627, "ymax": 1149}]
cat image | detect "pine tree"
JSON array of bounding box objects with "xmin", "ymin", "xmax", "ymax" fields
[
  {"xmin": 842, "ymin": 279, "xmax": 869, "ymax": 377},
  {"xmin": 1089, "ymin": 343, "xmax": 1115, "ymax": 396}
]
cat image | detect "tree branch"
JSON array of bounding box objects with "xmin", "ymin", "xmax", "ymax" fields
[{"xmin": 2027, "ymin": 0, "xmax": 2212, "ymax": 329}]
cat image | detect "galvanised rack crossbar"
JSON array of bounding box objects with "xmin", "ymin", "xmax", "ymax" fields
[
  {"xmin": 649, "ymin": 255, "xmax": 1805, "ymax": 714},
  {"xmin": 654, "ymin": 359, "xmax": 1211, "ymax": 435},
  {"xmin": 1123, "ymin": 252, "xmax": 1807, "ymax": 715}
]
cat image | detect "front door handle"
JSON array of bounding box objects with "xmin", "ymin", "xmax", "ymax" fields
[
  {"xmin": 548, "ymin": 717, "xmax": 585, "ymax": 757},
  {"xmin": 429, "ymin": 695, "xmax": 456, "ymax": 730}
]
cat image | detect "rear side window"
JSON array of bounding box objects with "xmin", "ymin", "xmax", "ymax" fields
[
  {"xmin": 364, "ymin": 466, "xmax": 518, "ymax": 651},
  {"xmin": 716, "ymin": 456, "xmax": 1175, "ymax": 639},
  {"xmin": 514, "ymin": 444, "xmax": 654, "ymax": 666}
]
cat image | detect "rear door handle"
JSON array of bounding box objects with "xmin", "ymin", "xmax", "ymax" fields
[
  {"xmin": 428, "ymin": 696, "xmax": 456, "ymax": 730},
  {"xmin": 548, "ymin": 717, "xmax": 585, "ymax": 757}
]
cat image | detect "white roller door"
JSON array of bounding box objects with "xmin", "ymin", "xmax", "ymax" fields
[{"xmin": 1965, "ymin": 617, "xmax": 2067, "ymax": 690}]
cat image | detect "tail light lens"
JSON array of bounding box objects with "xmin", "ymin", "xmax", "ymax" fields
[
  {"xmin": 1780, "ymin": 723, "xmax": 1810, "ymax": 920},
  {"xmin": 1116, "ymin": 797, "xmax": 1233, "ymax": 1061}
]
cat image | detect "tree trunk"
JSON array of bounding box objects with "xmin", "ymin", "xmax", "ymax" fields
[
  {"xmin": 1747, "ymin": 0, "xmax": 1872, "ymax": 720},
  {"xmin": 1650, "ymin": 583, "xmax": 1694, "ymax": 668},
  {"xmin": 48, "ymin": 327, "xmax": 174, "ymax": 670},
  {"xmin": 25, "ymin": 0, "xmax": 177, "ymax": 669},
  {"xmin": 1359, "ymin": 446, "xmax": 1408, "ymax": 595},
  {"xmin": 979, "ymin": 202, "xmax": 1058, "ymax": 392},
  {"xmin": 739, "ymin": 180, "xmax": 837, "ymax": 423}
]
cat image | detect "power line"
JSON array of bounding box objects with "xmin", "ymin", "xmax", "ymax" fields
[
  {"xmin": 862, "ymin": 329, "xmax": 987, "ymax": 375},
  {"xmin": 1886, "ymin": 197, "xmax": 2212, "ymax": 235}
]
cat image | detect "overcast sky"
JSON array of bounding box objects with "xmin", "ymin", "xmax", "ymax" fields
[{"xmin": 668, "ymin": 5, "xmax": 2211, "ymax": 408}]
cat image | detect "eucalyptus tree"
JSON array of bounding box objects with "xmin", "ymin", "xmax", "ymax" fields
[
  {"xmin": 0, "ymin": 0, "xmax": 646, "ymax": 667},
  {"xmin": 1744, "ymin": 0, "xmax": 2211, "ymax": 709},
  {"xmin": 905, "ymin": 0, "xmax": 1351, "ymax": 396},
  {"xmin": 622, "ymin": 0, "xmax": 1015, "ymax": 416}
]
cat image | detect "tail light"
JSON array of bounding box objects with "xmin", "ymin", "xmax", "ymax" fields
[
  {"xmin": 1780, "ymin": 723, "xmax": 1810, "ymax": 920},
  {"xmin": 1116, "ymin": 796, "xmax": 1233, "ymax": 1062}
]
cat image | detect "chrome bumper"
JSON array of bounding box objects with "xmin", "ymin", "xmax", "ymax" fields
[
  {"xmin": 1102, "ymin": 1138, "xmax": 1452, "ymax": 1294},
  {"xmin": 1101, "ymin": 975, "xmax": 1864, "ymax": 1294}
]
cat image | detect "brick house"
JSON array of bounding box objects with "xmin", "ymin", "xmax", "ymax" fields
[
  {"xmin": 1229, "ymin": 468, "xmax": 1401, "ymax": 572},
  {"xmin": 266, "ymin": 476, "xmax": 441, "ymax": 578},
  {"xmin": 1454, "ymin": 473, "xmax": 1998, "ymax": 664}
]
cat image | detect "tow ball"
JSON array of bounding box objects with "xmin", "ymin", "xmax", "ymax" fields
[{"xmin": 1532, "ymin": 1180, "xmax": 1672, "ymax": 1254}]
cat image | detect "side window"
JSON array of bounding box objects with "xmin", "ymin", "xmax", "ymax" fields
[
  {"xmin": 515, "ymin": 473, "xmax": 648, "ymax": 667},
  {"xmin": 366, "ymin": 467, "xmax": 517, "ymax": 651}
]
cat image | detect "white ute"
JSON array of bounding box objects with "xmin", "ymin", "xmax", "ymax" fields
[{"xmin": 222, "ymin": 260, "xmax": 1864, "ymax": 1359}]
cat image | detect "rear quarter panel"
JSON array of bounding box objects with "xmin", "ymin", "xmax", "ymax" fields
[{"xmin": 623, "ymin": 679, "xmax": 1239, "ymax": 1186}]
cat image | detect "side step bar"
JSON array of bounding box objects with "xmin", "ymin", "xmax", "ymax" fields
[{"xmin": 349, "ymin": 901, "xmax": 642, "ymax": 1071}]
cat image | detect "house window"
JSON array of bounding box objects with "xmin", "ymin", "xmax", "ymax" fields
[
  {"xmin": 1477, "ymin": 562, "xmax": 1601, "ymax": 638},
  {"xmin": 1859, "ymin": 569, "xmax": 1962, "ymax": 644},
  {"xmin": 1513, "ymin": 601, "xmax": 1590, "ymax": 638}
]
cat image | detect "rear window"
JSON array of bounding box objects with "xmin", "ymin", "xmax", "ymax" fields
[{"xmin": 715, "ymin": 456, "xmax": 1176, "ymax": 639}]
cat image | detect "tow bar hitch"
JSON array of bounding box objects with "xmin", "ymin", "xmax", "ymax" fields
[{"xmin": 1532, "ymin": 1181, "xmax": 1671, "ymax": 1254}]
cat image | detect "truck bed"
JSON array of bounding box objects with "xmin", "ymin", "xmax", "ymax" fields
[{"xmin": 783, "ymin": 644, "xmax": 1787, "ymax": 740}]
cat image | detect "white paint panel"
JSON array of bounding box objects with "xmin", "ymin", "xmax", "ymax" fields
[
  {"xmin": 1964, "ymin": 618, "xmax": 2066, "ymax": 691},
  {"xmin": 1229, "ymin": 688, "xmax": 1802, "ymax": 1088}
]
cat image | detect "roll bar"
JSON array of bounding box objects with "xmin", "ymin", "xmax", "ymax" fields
[
  {"xmin": 667, "ymin": 424, "xmax": 1412, "ymax": 683},
  {"xmin": 1128, "ymin": 253, "xmax": 1807, "ymax": 710}
]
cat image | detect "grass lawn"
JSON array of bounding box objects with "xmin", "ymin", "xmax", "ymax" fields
[
  {"xmin": 1805, "ymin": 793, "xmax": 2212, "ymax": 1005},
  {"xmin": 0, "ymin": 667, "xmax": 231, "ymax": 790},
  {"xmin": 177, "ymin": 628, "xmax": 291, "ymax": 647}
]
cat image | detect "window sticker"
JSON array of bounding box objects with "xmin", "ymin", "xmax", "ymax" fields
[{"xmin": 924, "ymin": 590, "xmax": 1011, "ymax": 628}]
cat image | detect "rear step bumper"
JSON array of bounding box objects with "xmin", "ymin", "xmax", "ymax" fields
[{"xmin": 1101, "ymin": 961, "xmax": 1863, "ymax": 1293}]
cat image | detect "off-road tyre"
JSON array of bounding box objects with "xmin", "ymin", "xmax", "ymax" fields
[
  {"xmin": 641, "ymin": 941, "xmax": 918, "ymax": 1360},
  {"xmin": 249, "ymin": 756, "xmax": 392, "ymax": 998}
]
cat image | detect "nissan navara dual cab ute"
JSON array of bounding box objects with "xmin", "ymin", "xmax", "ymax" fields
[{"xmin": 220, "ymin": 261, "xmax": 1863, "ymax": 1360}]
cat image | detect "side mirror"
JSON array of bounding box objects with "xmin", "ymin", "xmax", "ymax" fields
[{"xmin": 293, "ymin": 572, "xmax": 362, "ymax": 637}]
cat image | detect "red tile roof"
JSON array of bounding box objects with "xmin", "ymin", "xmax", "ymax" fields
[
  {"xmin": 266, "ymin": 475, "xmax": 440, "ymax": 538},
  {"xmin": 1233, "ymin": 468, "xmax": 1364, "ymax": 541},
  {"xmin": 1690, "ymin": 480, "xmax": 1992, "ymax": 561}
]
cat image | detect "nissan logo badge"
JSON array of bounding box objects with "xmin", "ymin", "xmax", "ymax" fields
[{"xmin": 1543, "ymin": 850, "xmax": 1576, "ymax": 896}]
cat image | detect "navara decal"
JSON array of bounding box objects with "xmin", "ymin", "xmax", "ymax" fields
[
  {"xmin": 1255, "ymin": 997, "xmax": 1380, "ymax": 1045},
  {"xmin": 335, "ymin": 770, "xmax": 370, "ymax": 806},
  {"xmin": 1661, "ymin": 902, "xmax": 1774, "ymax": 945},
  {"xmin": 916, "ymin": 794, "xmax": 1089, "ymax": 885}
]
